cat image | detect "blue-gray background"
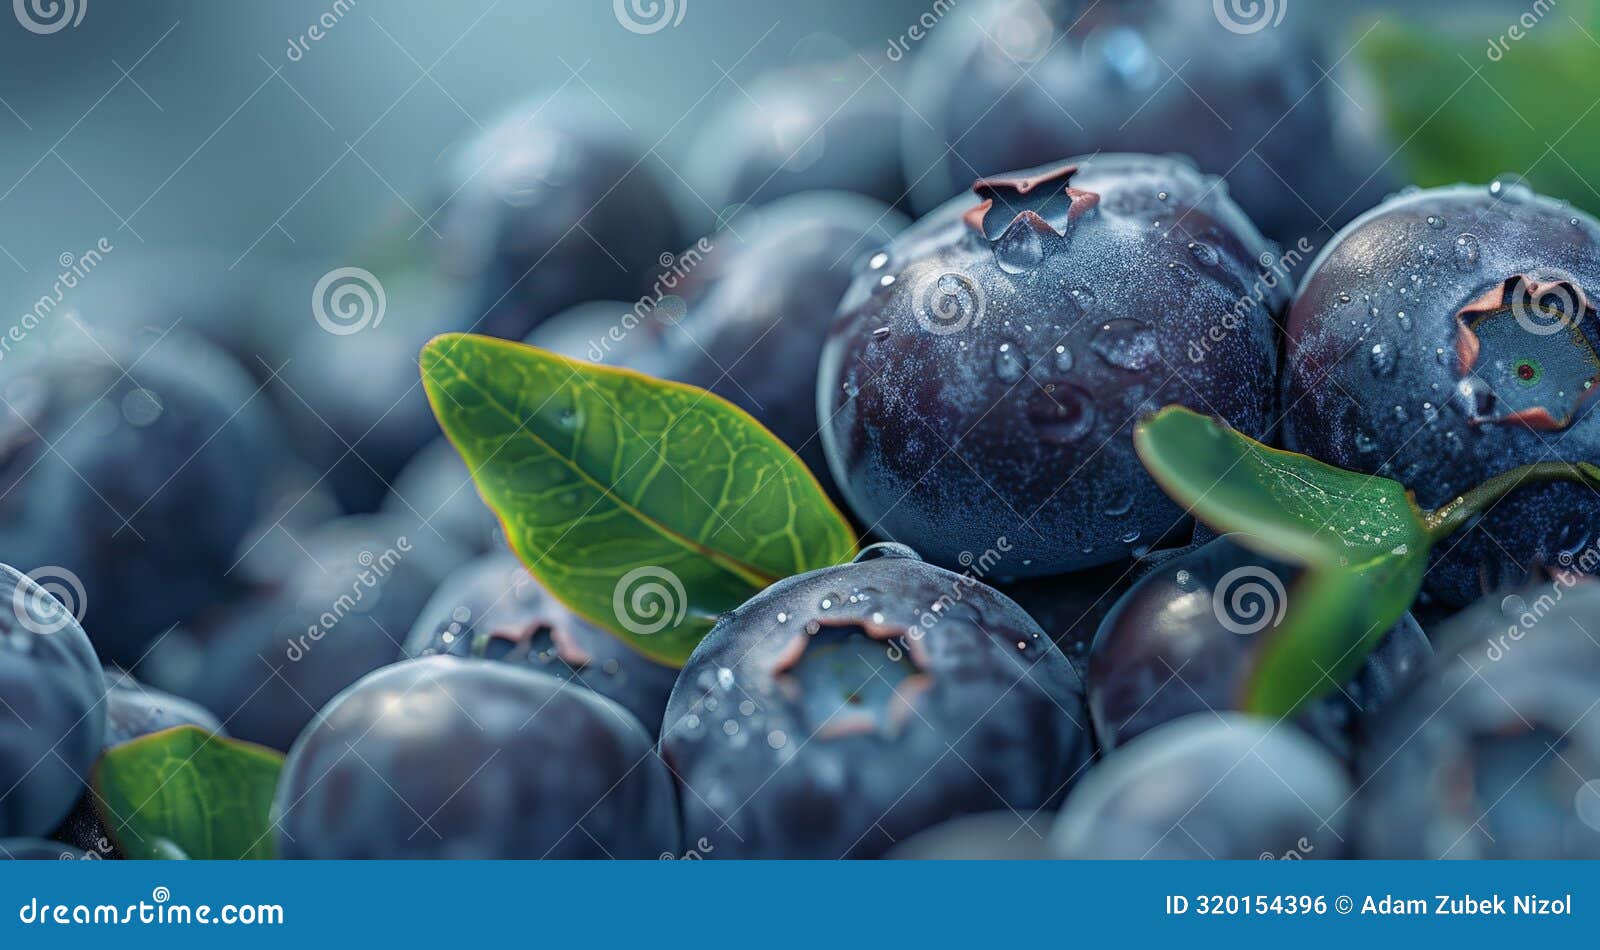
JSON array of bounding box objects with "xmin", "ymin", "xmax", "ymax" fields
[{"xmin": 0, "ymin": 0, "xmax": 928, "ymax": 295}]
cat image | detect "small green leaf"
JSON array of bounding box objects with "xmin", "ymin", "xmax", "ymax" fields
[
  {"xmin": 421, "ymin": 333, "xmax": 858, "ymax": 666},
  {"xmin": 1134, "ymin": 407, "xmax": 1430, "ymax": 713},
  {"xmin": 92, "ymin": 726, "xmax": 283, "ymax": 860},
  {"xmin": 1241, "ymin": 568, "xmax": 1373, "ymax": 717},
  {"xmin": 1135, "ymin": 406, "xmax": 1600, "ymax": 715}
]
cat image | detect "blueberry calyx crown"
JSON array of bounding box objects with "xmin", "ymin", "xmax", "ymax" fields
[
  {"xmin": 771, "ymin": 621, "xmax": 930, "ymax": 741},
  {"xmin": 962, "ymin": 163, "xmax": 1101, "ymax": 242},
  {"xmin": 1453, "ymin": 273, "xmax": 1600, "ymax": 430}
]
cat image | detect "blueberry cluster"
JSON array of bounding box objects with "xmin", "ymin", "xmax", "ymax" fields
[{"xmin": 6, "ymin": 0, "xmax": 1600, "ymax": 863}]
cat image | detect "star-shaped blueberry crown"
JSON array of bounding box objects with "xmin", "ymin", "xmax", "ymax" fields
[
  {"xmin": 962, "ymin": 162, "xmax": 1101, "ymax": 242},
  {"xmin": 1454, "ymin": 273, "xmax": 1600, "ymax": 430}
]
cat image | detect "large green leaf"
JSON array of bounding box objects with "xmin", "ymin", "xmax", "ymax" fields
[
  {"xmin": 421, "ymin": 333, "xmax": 858, "ymax": 666},
  {"xmin": 1357, "ymin": 2, "xmax": 1600, "ymax": 211},
  {"xmin": 92, "ymin": 726, "xmax": 283, "ymax": 860}
]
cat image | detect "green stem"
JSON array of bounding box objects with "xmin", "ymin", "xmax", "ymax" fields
[{"xmin": 1421, "ymin": 461, "xmax": 1600, "ymax": 542}]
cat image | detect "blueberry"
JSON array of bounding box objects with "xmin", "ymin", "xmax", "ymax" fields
[
  {"xmin": 1283, "ymin": 182, "xmax": 1600, "ymax": 606},
  {"xmin": 902, "ymin": 0, "xmax": 1393, "ymax": 243},
  {"xmin": 54, "ymin": 667, "xmax": 226, "ymax": 860},
  {"xmin": 1050, "ymin": 712, "xmax": 1351, "ymax": 859},
  {"xmin": 999, "ymin": 559, "xmax": 1140, "ymax": 682},
  {"xmin": 159, "ymin": 515, "xmax": 442, "ymax": 751},
  {"xmin": 274, "ymin": 656, "xmax": 679, "ymax": 858},
  {"xmin": 530, "ymin": 192, "xmax": 906, "ymax": 505},
  {"xmin": 275, "ymin": 267, "xmax": 470, "ymax": 513},
  {"xmin": 660, "ymin": 545, "xmax": 1090, "ymax": 858},
  {"xmin": 0, "ymin": 563, "xmax": 106, "ymax": 838},
  {"xmin": 381, "ymin": 437, "xmax": 503, "ymax": 561},
  {"xmin": 1088, "ymin": 535, "xmax": 1431, "ymax": 758},
  {"xmin": 1, "ymin": 839, "xmax": 82, "ymax": 860},
  {"xmin": 686, "ymin": 56, "xmax": 911, "ymax": 216},
  {"xmin": 659, "ymin": 192, "xmax": 906, "ymax": 500},
  {"xmin": 524, "ymin": 299, "xmax": 677, "ymax": 378},
  {"xmin": 70, "ymin": 246, "xmax": 291, "ymax": 385},
  {"xmin": 0, "ymin": 332, "xmax": 281, "ymax": 663},
  {"xmin": 884, "ymin": 811, "xmax": 1054, "ymax": 860},
  {"xmin": 433, "ymin": 94, "xmax": 686, "ymax": 342},
  {"xmin": 404, "ymin": 552, "xmax": 678, "ymax": 733},
  {"xmin": 819, "ymin": 154, "xmax": 1284, "ymax": 577},
  {"xmin": 1356, "ymin": 580, "xmax": 1600, "ymax": 858},
  {"xmin": 101, "ymin": 667, "xmax": 225, "ymax": 747}
]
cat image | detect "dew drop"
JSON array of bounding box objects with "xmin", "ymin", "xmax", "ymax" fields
[
  {"xmin": 994, "ymin": 342, "xmax": 1027, "ymax": 382},
  {"xmin": 1368, "ymin": 342, "xmax": 1396, "ymax": 377},
  {"xmin": 1426, "ymin": 214, "xmax": 1446, "ymax": 230},
  {"xmin": 1052, "ymin": 344, "xmax": 1074, "ymax": 373},
  {"xmin": 1454, "ymin": 234, "xmax": 1480, "ymax": 269},
  {"xmin": 870, "ymin": 326, "xmax": 891, "ymax": 342},
  {"xmin": 994, "ymin": 225, "xmax": 1047, "ymax": 274},
  {"xmin": 1188, "ymin": 241, "xmax": 1219, "ymax": 267},
  {"xmin": 1091, "ymin": 319, "xmax": 1160, "ymax": 370}
]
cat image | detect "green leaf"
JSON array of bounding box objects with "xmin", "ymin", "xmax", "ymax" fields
[
  {"xmin": 1135, "ymin": 406, "xmax": 1600, "ymax": 715},
  {"xmin": 1356, "ymin": 3, "xmax": 1600, "ymax": 212},
  {"xmin": 92, "ymin": 726, "xmax": 284, "ymax": 860},
  {"xmin": 1135, "ymin": 407, "xmax": 1430, "ymax": 713},
  {"xmin": 421, "ymin": 332, "xmax": 858, "ymax": 666}
]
